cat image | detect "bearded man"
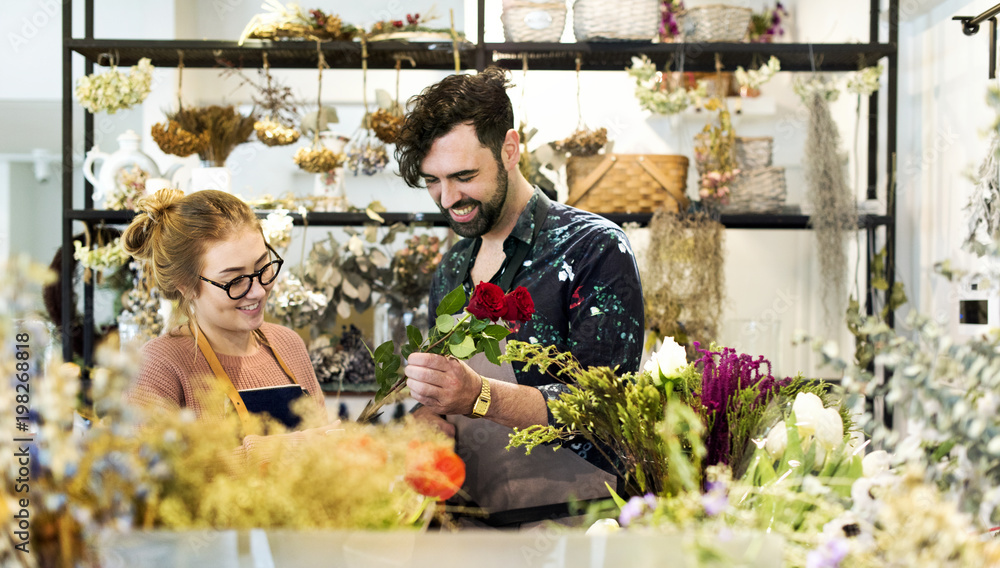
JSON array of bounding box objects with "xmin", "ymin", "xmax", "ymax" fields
[{"xmin": 394, "ymin": 67, "xmax": 644, "ymax": 527}]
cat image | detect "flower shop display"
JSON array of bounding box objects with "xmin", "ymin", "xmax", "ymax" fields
[
  {"xmin": 359, "ymin": 282, "xmax": 535, "ymax": 422},
  {"xmin": 238, "ymin": 1, "xmax": 357, "ymax": 44},
  {"xmin": 659, "ymin": 0, "xmax": 685, "ymax": 41},
  {"xmin": 748, "ymin": 2, "xmax": 788, "ymax": 43},
  {"xmin": 293, "ymin": 48, "xmax": 346, "ymax": 175},
  {"xmin": 74, "ymin": 56, "xmax": 153, "ymax": 114},
  {"xmin": 367, "ymin": 9, "xmax": 464, "ymax": 41},
  {"xmin": 83, "ymin": 130, "xmax": 164, "ymax": 209},
  {"xmin": 800, "ymin": 79, "xmax": 857, "ymax": 323},
  {"xmin": 501, "ymin": 0, "xmax": 567, "ymax": 43},
  {"xmin": 345, "ymin": 39, "xmax": 390, "ymax": 177},
  {"xmin": 152, "ymin": 105, "xmax": 256, "ymax": 170},
  {"xmin": 694, "ymin": 96, "xmax": 740, "ymax": 206},
  {"xmin": 223, "ymin": 54, "xmax": 301, "ymax": 147},
  {"xmin": 573, "ymin": 0, "xmax": 660, "ymax": 41},
  {"xmin": 627, "ymin": 55, "xmax": 708, "ymax": 116},
  {"xmin": 734, "ymin": 55, "xmax": 781, "ymax": 96},
  {"xmin": 680, "ymin": 4, "xmax": 752, "ymax": 43},
  {"xmin": 637, "ymin": 210, "xmax": 725, "ymax": 353}
]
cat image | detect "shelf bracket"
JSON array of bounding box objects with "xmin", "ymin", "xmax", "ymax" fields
[{"xmin": 954, "ymin": 6, "xmax": 1000, "ymax": 78}]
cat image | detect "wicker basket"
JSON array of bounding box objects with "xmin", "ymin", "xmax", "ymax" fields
[
  {"xmin": 680, "ymin": 5, "xmax": 752, "ymax": 43},
  {"xmin": 502, "ymin": 2, "xmax": 567, "ymax": 42},
  {"xmin": 573, "ymin": 0, "xmax": 660, "ymax": 41},
  {"xmin": 735, "ymin": 136, "xmax": 773, "ymax": 171},
  {"xmin": 721, "ymin": 166, "xmax": 786, "ymax": 213},
  {"xmin": 566, "ymin": 154, "xmax": 690, "ymax": 213}
]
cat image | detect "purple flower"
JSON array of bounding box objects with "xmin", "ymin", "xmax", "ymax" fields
[
  {"xmin": 619, "ymin": 493, "xmax": 657, "ymax": 527},
  {"xmin": 702, "ymin": 482, "xmax": 728, "ymax": 516},
  {"xmin": 806, "ymin": 539, "xmax": 850, "ymax": 568}
]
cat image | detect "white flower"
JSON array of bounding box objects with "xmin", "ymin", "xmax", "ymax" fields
[
  {"xmin": 261, "ymin": 208, "xmax": 294, "ymax": 249},
  {"xmin": 734, "ymin": 56, "xmax": 781, "ymax": 91},
  {"xmin": 765, "ymin": 420, "xmax": 788, "ymax": 461},
  {"xmin": 815, "ymin": 407, "xmax": 845, "ymax": 451},
  {"xmin": 792, "ymin": 392, "xmax": 826, "ymax": 438},
  {"xmin": 585, "ymin": 518, "xmax": 620, "ymax": 535},
  {"xmin": 643, "ymin": 336, "xmax": 688, "ymax": 384},
  {"xmin": 861, "ymin": 450, "xmax": 891, "ymax": 477},
  {"xmin": 846, "ymin": 63, "xmax": 884, "ymax": 97}
]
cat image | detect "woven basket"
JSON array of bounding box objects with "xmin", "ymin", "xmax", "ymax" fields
[
  {"xmin": 680, "ymin": 5, "xmax": 752, "ymax": 42},
  {"xmin": 566, "ymin": 154, "xmax": 690, "ymax": 213},
  {"xmin": 721, "ymin": 166, "xmax": 786, "ymax": 213},
  {"xmin": 573, "ymin": 0, "xmax": 660, "ymax": 41},
  {"xmin": 735, "ymin": 136, "xmax": 773, "ymax": 170},
  {"xmin": 502, "ymin": 2, "xmax": 567, "ymax": 42}
]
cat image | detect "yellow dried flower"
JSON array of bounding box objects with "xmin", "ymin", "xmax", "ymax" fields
[
  {"xmin": 151, "ymin": 120, "xmax": 209, "ymax": 157},
  {"xmin": 294, "ymin": 147, "xmax": 345, "ymax": 173},
  {"xmin": 255, "ymin": 118, "xmax": 301, "ymax": 146},
  {"xmin": 553, "ymin": 127, "xmax": 608, "ymax": 157},
  {"xmin": 370, "ymin": 108, "xmax": 405, "ymax": 144}
]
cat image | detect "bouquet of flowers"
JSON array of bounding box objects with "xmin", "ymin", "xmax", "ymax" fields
[
  {"xmin": 359, "ymin": 282, "xmax": 535, "ymax": 423},
  {"xmin": 74, "ymin": 57, "xmax": 153, "ymax": 114},
  {"xmin": 748, "ymin": 2, "xmax": 788, "ymax": 43}
]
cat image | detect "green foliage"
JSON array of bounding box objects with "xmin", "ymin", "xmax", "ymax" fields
[
  {"xmin": 505, "ymin": 340, "xmax": 704, "ymax": 497},
  {"xmin": 359, "ymin": 285, "xmax": 511, "ymax": 423}
]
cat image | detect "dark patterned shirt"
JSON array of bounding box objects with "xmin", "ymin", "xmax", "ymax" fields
[{"xmin": 429, "ymin": 188, "xmax": 645, "ymax": 470}]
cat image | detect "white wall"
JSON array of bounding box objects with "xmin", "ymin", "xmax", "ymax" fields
[{"xmin": 1, "ymin": 0, "xmax": 963, "ymax": 382}]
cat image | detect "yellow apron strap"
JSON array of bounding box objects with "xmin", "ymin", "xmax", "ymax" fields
[
  {"xmin": 254, "ymin": 329, "xmax": 299, "ymax": 386},
  {"xmin": 192, "ymin": 324, "xmax": 253, "ymax": 430}
]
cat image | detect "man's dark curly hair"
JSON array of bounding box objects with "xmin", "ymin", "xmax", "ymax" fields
[{"xmin": 395, "ymin": 67, "xmax": 514, "ymax": 188}]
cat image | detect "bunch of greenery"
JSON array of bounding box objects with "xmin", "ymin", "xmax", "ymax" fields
[{"xmin": 506, "ymin": 341, "xmax": 705, "ymax": 497}]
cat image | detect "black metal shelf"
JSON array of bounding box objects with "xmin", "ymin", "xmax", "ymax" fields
[
  {"xmin": 486, "ymin": 42, "xmax": 896, "ymax": 72},
  {"xmin": 66, "ymin": 38, "xmax": 477, "ymax": 70},
  {"xmin": 65, "ymin": 209, "xmax": 892, "ymax": 230},
  {"xmin": 66, "ymin": 38, "xmax": 893, "ymax": 73}
]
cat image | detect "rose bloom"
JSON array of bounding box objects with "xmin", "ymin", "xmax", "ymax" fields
[
  {"xmin": 466, "ymin": 282, "xmax": 507, "ymax": 321},
  {"xmin": 504, "ymin": 286, "xmax": 535, "ymax": 323}
]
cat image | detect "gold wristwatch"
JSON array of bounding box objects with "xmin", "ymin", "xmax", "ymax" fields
[{"xmin": 467, "ymin": 376, "xmax": 491, "ymax": 419}]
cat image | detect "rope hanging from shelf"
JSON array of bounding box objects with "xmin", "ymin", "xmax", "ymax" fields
[
  {"xmin": 176, "ymin": 50, "xmax": 184, "ymax": 110},
  {"xmin": 449, "ymin": 8, "xmax": 460, "ymax": 73}
]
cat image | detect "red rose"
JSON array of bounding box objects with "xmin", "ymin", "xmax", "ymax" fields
[
  {"xmin": 503, "ymin": 286, "xmax": 535, "ymax": 323},
  {"xmin": 404, "ymin": 442, "xmax": 466, "ymax": 500},
  {"xmin": 466, "ymin": 282, "xmax": 507, "ymax": 321}
]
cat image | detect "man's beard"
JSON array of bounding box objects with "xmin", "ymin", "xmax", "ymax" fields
[{"xmin": 439, "ymin": 165, "xmax": 509, "ymax": 238}]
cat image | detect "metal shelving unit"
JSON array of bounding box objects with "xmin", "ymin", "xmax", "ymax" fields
[{"xmin": 62, "ymin": 0, "xmax": 898, "ymax": 370}]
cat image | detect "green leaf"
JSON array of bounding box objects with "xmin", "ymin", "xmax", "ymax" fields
[
  {"xmin": 401, "ymin": 344, "xmax": 414, "ymax": 359},
  {"xmin": 605, "ymin": 482, "xmax": 627, "ymax": 509},
  {"xmin": 437, "ymin": 285, "xmax": 466, "ymax": 317},
  {"xmin": 406, "ymin": 325, "xmax": 423, "ymax": 349},
  {"xmin": 483, "ymin": 338, "xmax": 502, "ymax": 366},
  {"xmin": 373, "ymin": 340, "xmax": 395, "ymax": 362},
  {"xmin": 449, "ymin": 328, "xmax": 467, "ymax": 344},
  {"xmin": 484, "ymin": 324, "xmax": 511, "ymax": 340},
  {"xmin": 449, "ymin": 335, "xmax": 476, "ymax": 358},
  {"xmin": 436, "ymin": 314, "xmax": 455, "ymax": 333},
  {"xmin": 469, "ymin": 319, "xmax": 488, "ymax": 333}
]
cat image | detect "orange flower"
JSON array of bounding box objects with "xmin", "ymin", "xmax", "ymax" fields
[{"xmin": 404, "ymin": 442, "xmax": 466, "ymax": 500}]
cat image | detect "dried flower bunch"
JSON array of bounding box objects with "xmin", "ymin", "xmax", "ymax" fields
[
  {"xmin": 367, "ymin": 10, "xmax": 462, "ymax": 39},
  {"xmin": 239, "ymin": 1, "xmax": 357, "ymax": 44},
  {"xmin": 118, "ymin": 262, "xmax": 165, "ymax": 341},
  {"xmin": 387, "ymin": 234, "xmax": 444, "ymax": 311},
  {"xmin": 261, "ymin": 208, "xmax": 295, "ymax": 249},
  {"xmin": 74, "ymin": 57, "xmax": 153, "ymax": 114},
  {"xmin": 150, "ymin": 119, "xmax": 209, "ymax": 157},
  {"xmin": 552, "ymin": 127, "xmax": 608, "ymax": 157},
  {"xmin": 659, "ymin": 0, "xmax": 685, "ymax": 41},
  {"xmin": 153, "ymin": 105, "xmax": 256, "ymax": 166},
  {"xmin": 255, "ymin": 118, "xmax": 301, "ymax": 146},
  {"xmin": 695, "ymin": 97, "xmax": 740, "ymax": 202},
  {"xmin": 73, "ymin": 237, "xmax": 129, "ymax": 277},
  {"xmin": 346, "ymin": 130, "xmax": 390, "ymax": 176},
  {"xmin": 222, "ymin": 59, "xmax": 302, "ymax": 146},
  {"xmin": 734, "ymin": 56, "xmax": 781, "ymax": 91},
  {"xmin": 845, "ymin": 63, "xmax": 884, "ymax": 97},
  {"xmin": 628, "ymin": 55, "xmax": 707, "ymax": 116},
  {"xmin": 107, "ymin": 165, "xmax": 148, "ymax": 211},
  {"xmin": 370, "ymin": 107, "xmax": 405, "ymax": 144},
  {"xmin": 748, "ymin": 2, "xmax": 788, "ymax": 43},
  {"xmin": 638, "ymin": 210, "xmax": 725, "ymax": 352},
  {"xmin": 293, "ymin": 146, "xmax": 345, "ymax": 173}
]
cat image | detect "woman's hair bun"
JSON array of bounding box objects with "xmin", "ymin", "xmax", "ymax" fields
[{"xmin": 121, "ymin": 188, "xmax": 185, "ymax": 260}]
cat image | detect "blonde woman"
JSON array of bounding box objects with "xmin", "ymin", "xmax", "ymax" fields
[{"xmin": 121, "ymin": 189, "xmax": 335, "ymax": 448}]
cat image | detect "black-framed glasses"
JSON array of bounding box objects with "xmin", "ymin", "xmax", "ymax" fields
[{"xmin": 199, "ymin": 244, "xmax": 284, "ymax": 300}]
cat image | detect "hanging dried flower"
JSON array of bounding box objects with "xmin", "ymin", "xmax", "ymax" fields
[
  {"xmin": 734, "ymin": 56, "xmax": 781, "ymax": 91},
  {"xmin": 345, "ymin": 131, "xmax": 389, "ymax": 176},
  {"xmin": 845, "ymin": 63, "xmax": 884, "ymax": 97},
  {"xmin": 75, "ymin": 57, "xmax": 154, "ymax": 114},
  {"xmin": 255, "ymin": 118, "xmax": 301, "ymax": 146},
  {"xmin": 294, "ymin": 146, "xmax": 345, "ymax": 173},
  {"xmin": 162, "ymin": 105, "xmax": 256, "ymax": 166},
  {"xmin": 552, "ymin": 127, "xmax": 608, "ymax": 157},
  {"xmin": 151, "ymin": 119, "xmax": 209, "ymax": 157},
  {"xmin": 369, "ymin": 108, "xmax": 404, "ymax": 145},
  {"xmin": 628, "ymin": 56, "xmax": 707, "ymax": 116}
]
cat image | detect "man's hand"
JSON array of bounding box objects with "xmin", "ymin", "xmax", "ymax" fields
[
  {"xmin": 412, "ymin": 405, "xmax": 456, "ymax": 438},
  {"xmin": 404, "ymin": 352, "xmax": 481, "ymax": 417}
]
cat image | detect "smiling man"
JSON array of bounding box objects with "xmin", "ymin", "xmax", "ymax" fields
[{"xmin": 394, "ymin": 67, "xmax": 644, "ymax": 527}]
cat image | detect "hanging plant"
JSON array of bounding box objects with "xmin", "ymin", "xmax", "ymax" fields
[
  {"xmin": 628, "ymin": 55, "xmax": 707, "ymax": 116},
  {"xmin": 639, "ymin": 210, "xmax": 725, "ymax": 353},
  {"xmin": 734, "ymin": 56, "xmax": 781, "ymax": 92},
  {"xmin": 804, "ymin": 91, "xmax": 857, "ymax": 322},
  {"xmin": 294, "ymin": 45, "xmax": 346, "ymax": 175},
  {"xmin": 345, "ymin": 37, "xmax": 389, "ymax": 176},
  {"xmin": 964, "ymin": 88, "xmax": 1000, "ymax": 255},
  {"xmin": 369, "ymin": 58, "xmax": 410, "ymax": 145},
  {"xmin": 74, "ymin": 56, "xmax": 153, "ymax": 114},
  {"xmin": 219, "ymin": 53, "xmax": 301, "ymax": 147}
]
